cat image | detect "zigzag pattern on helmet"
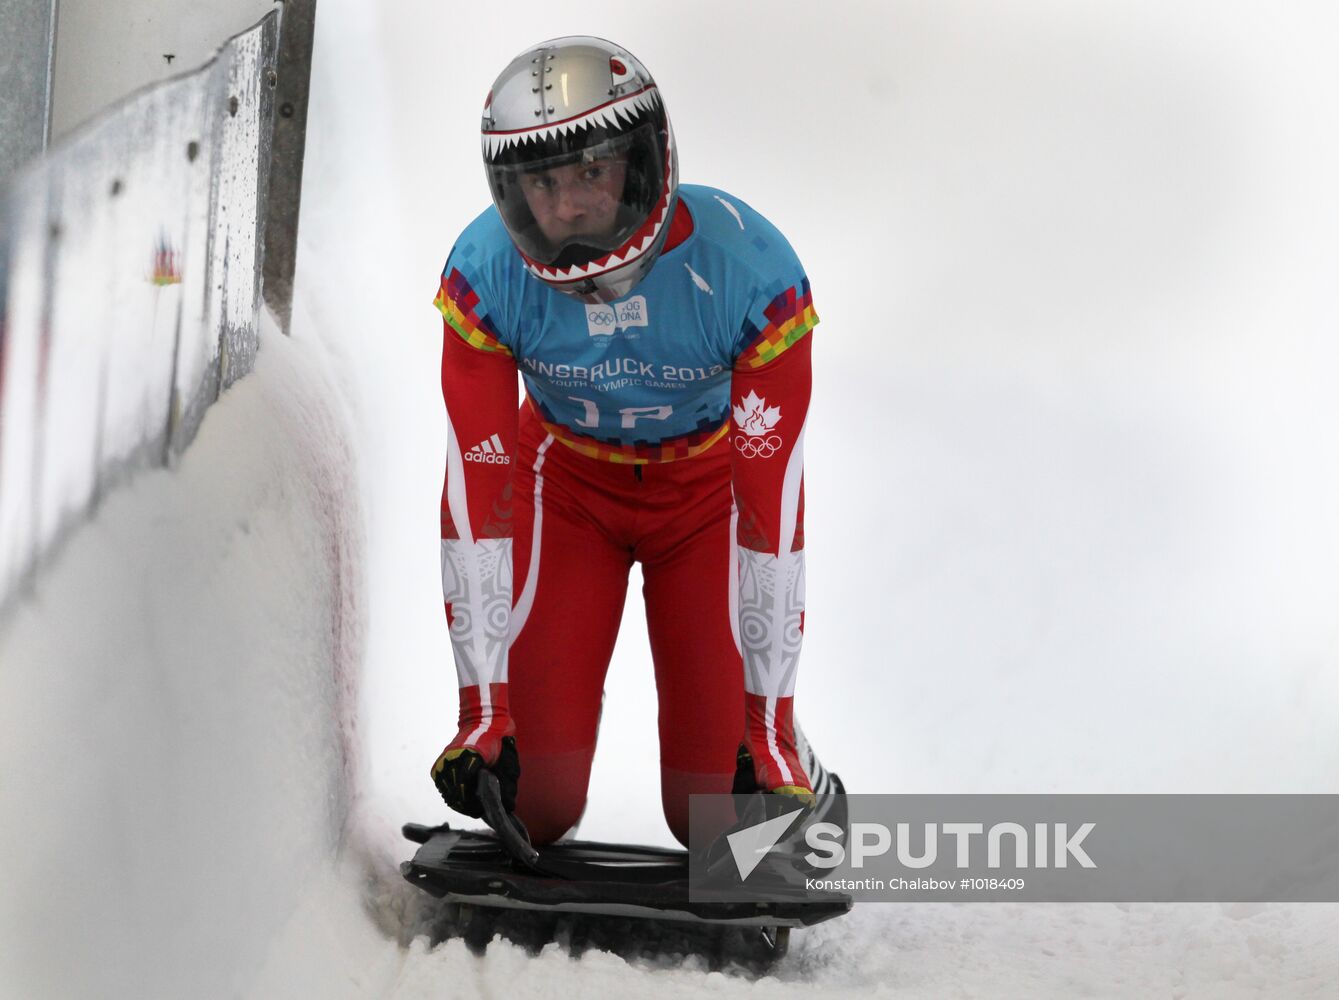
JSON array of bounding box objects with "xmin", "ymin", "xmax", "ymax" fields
[{"xmin": 482, "ymin": 86, "xmax": 662, "ymax": 161}]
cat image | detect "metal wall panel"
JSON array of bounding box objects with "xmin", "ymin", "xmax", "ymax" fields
[
  {"xmin": 0, "ymin": 0, "xmax": 58, "ymax": 181},
  {"xmin": 0, "ymin": 12, "xmax": 280, "ymax": 610}
]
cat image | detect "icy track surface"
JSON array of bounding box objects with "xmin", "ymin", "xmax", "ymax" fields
[{"xmin": 6, "ymin": 0, "xmax": 1339, "ymax": 997}]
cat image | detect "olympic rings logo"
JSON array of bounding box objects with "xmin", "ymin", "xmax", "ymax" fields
[{"xmin": 733, "ymin": 434, "xmax": 783, "ymax": 459}]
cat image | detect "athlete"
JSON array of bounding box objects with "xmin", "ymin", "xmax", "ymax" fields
[{"xmin": 429, "ymin": 37, "xmax": 837, "ymax": 847}]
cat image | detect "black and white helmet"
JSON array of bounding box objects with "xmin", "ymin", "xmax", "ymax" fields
[{"xmin": 481, "ymin": 37, "xmax": 678, "ymax": 302}]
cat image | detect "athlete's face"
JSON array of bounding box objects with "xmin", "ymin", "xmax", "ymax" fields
[{"xmin": 519, "ymin": 156, "xmax": 629, "ymax": 249}]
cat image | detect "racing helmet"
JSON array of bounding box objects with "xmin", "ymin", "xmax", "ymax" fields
[{"xmin": 481, "ymin": 37, "xmax": 678, "ymax": 302}]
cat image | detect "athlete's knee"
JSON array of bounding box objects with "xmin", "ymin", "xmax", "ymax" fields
[
  {"xmin": 515, "ymin": 797, "xmax": 585, "ymax": 846},
  {"xmin": 660, "ymin": 766, "xmax": 734, "ymax": 848},
  {"xmin": 514, "ymin": 747, "xmax": 594, "ymax": 846}
]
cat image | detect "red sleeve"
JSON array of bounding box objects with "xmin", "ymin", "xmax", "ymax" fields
[
  {"xmin": 439, "ymin": 326, "xmax": 519, "ymax": 544},
  {"xmin": 729, "ymin": 332, "xmax": 813, "ymax": 792},
  {"xmin": 730, "ymin": 333, "xmax": 811, "ymax": 557},
  {"xmin": 438, "ymin": 324, "xmax": 520, "ymax": 762}
]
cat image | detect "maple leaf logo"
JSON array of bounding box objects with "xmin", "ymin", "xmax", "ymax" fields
[{"xmin": 733, "ymin": 390, "xmax": 782, "ymax": 437}]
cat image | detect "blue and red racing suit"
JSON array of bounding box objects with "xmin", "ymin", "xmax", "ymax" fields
[{"xmin": 434, "ymin": 184, "xmax": 820, "ymax": 845}]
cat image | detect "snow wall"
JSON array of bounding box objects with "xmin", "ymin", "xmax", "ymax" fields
[{"xmin": 0, "ymin": 12, "xmax": 372, "ymax": 998}]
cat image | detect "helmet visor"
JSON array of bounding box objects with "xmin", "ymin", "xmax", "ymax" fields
[{"xmin": 486, "ymin": 122, "xmax": 665, "ymax": 270}]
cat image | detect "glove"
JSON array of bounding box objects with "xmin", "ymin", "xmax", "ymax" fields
[
  {"xmin": 431, "ymin": 735, "xmax": 520, "ymax": 819},
  {"xmin": 733, "ymin": 742, "xmax": 816, "ymax": 807}
]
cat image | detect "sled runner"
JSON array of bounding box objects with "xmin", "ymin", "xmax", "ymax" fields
[{"xmin": 401, "ymin": 772, "xmax": 850, "ymax": 964}]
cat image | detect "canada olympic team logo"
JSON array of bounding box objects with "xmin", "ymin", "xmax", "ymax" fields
[{"xmin": 732, "ymin": 390, "xmax": 783, "ymax": 459}]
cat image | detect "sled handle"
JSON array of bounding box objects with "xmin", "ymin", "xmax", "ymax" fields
[{"xmin": 477, "ymin": 768, "xmax": 543, "ymax": 871}]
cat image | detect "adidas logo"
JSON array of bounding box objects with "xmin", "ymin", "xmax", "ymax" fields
[{"xmin": 465, "ymin": 434, "xmax": 510, "ymax": 465}]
